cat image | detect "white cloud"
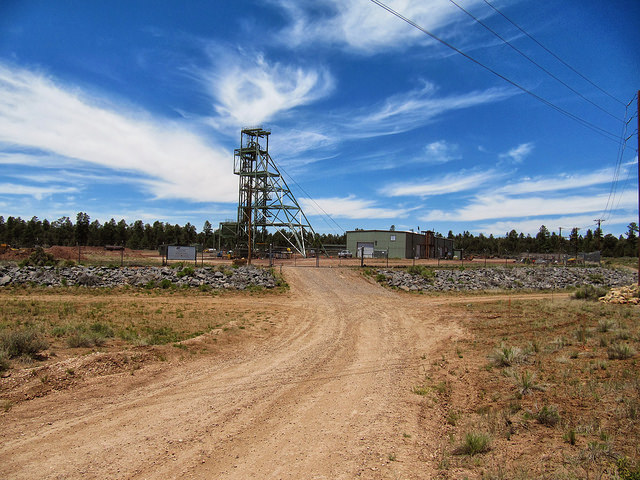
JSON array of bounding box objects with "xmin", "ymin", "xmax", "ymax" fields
[
  {"xmin": 381, "ymin": 170, "xmax": 498, "ymax": 197},
  {"xmin": 299, "ymin": 195, "xmax": 412, "ymax": 219},
  {"xmin": 274, "ymin": 0, "xmax": 482, "ymax": 53},
  {"xmin": 344, "ymin": 83, "xmax": 515, "ymax": 138},
  {"xmin": 497, "ymin": 167, "xmax": 618, "ymax": 195},
  {"xmin": 421, "ymin": 189, "xmax": 637, "ymax": 223},
  {"xmin": 206, "ymin": 52, "xmax": 334, "ymax": 128},
  {"xmin": 0, "ymin": 183, "xmax": 78, "ymax": 200},
  {"xmin": 499, "ymin": 142, "xmax": 533, "ymax": 164},
  {"xmin": 0, "ymin": 64, "xmax": 237, "ymax": 203},
  {"xmin": 269, "ymin": 129, "xmax": 335, "ymax": 166},
  {"xmin": 422, "ymin": 140, "xmax": 460, "ymax": 164}
]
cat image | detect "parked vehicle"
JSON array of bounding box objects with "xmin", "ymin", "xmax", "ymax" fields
[{"xmin": 338, "ymin": 250, "xmax": 352, "ymax": 258}]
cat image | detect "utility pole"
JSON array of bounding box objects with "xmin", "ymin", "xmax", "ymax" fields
[
  {"xmin": 558, "ymin": 227, "xmax": 565, "ymax": 264},
  {"xmin": 593, "ymin": 219, "xmax": 604, "ymax": 250},
  {"xmin": 593, "ymin": 219, "xmax": 604, "ymax": 231}
]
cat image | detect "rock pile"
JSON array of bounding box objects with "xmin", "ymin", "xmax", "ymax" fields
[
  {"xmin": 599, "ymin": 284, "xmax": 640, "ymax": 304},
  {"xmin": 377, "ymin": 267, "xmax": 637, "ymax": 292},
  {"xmin": 0, "ymin": 265, "xmax": 278, "ymax": 290}
]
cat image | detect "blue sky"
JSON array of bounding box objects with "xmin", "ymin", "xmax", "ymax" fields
[{"xmin": 0, "ymin": 0, "xmax": 638, "ymax": 238}]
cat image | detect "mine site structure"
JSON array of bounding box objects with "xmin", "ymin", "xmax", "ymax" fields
[{"xmin": 234, "ymin": 128, "xmax": 317, "ymax": 260}]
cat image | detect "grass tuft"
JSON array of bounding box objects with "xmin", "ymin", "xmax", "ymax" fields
[
  {"xmin": 489, "ymin": 344, "xmax": 525, "ymax": 367},
  {"xmin": 457, "ymin": 432, "xmax": 491, "ymax": 455},
  {"xmin": 607, "ymin": 342, "xmax": 636, "ymax": 360},
  {"xmin": 0, "ymin": 328, "xmax": 48, "ymax": 359},
  {"xmin": 536, "ymin": 405, "xmax": 561, "ymax": 426},
  {"xmin": 573, "ymin": 284, "xmax": 609, "ymax": 301},
  {"xmin": 512, "ymin": 370, "xmax": 542, "ymax": 395},
  {"xmin": 0, "ymin": 349, "xmax": 9, "ymax": 372}
]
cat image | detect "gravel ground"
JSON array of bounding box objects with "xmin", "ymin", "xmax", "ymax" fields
[
  {"xmin": 377, "ymin": 266, "xmax": 637, "ymax": 292},
  {"xmin": 0, "ymin": 265, "xmax": 277, "ymax": 290}
]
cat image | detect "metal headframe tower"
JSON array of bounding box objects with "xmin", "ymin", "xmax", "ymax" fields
[{"xmin": 234, "ymin": 128, "xmax": 316, "ymax": 258}]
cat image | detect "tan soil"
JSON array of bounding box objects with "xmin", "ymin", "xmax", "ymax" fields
[{"xmin": 0, "ymin": 267, "xmax": 563, "ymax": 479}]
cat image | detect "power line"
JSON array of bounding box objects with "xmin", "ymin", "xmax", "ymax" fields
[
  {"xmin": 480, "ymin": 0, "xmax": 626, "ymax": 106},
  {"xmin": 277, "ymin": 164, "xmax": 346, "ymax": 235},
  {"xmin": 601, "ymin": 95, "xmax": 638, "ymax": 220},
  {"xmin": 447, "ymin": 0, "xmax": 623, "ymax": 123},
  {"xmin": 368, "ymin": 0, "xmax": 623, "ymax": 144}
]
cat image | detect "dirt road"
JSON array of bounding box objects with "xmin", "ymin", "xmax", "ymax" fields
[{"xmin": 1, "ymin": 268, "xmax": 546, "ymax": 479}]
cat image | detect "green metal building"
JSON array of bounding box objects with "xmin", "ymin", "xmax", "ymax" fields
[{"xmin": 346, "ymin": 230, "xmax": 454, "ymax": 259}]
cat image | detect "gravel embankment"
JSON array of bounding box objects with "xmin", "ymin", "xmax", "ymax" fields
[
  {"xmin": 377, "ymin": 266, "xmax": 637, "ymax": 292},
  {"xmin": 0, "ymin": 265, "xmax": 277, "ymax": 290}
]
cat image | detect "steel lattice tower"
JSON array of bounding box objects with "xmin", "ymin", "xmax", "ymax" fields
[{"xmin": 234, "ymin": 128, "xmax": 315, "ymax": 258}]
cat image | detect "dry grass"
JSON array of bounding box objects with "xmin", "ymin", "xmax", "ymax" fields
[
  {"xmin": 422, "ymin": 297, "xmax": 640, "ymax": 479},
  {"xmin": 0, "ymin": 288, "xmax": 278, "ymax": 372}
]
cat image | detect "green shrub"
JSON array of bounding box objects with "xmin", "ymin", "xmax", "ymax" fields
[
  {"xmin": 617, "ymin": 457, "xmax": 640, "ymax": 480},
  {"xmin": 588, "ymin": 273, "xmax": 605, "ymax": 284},
  {"xmin": 598, "ymin": 318, "xmax": 615, "ymax": 333},
  {"xmin": 143, "ymin": 326, "xmax": 179, "ymax": 345},
  {"xmin": 90, "ymin": 322, "xmax": 114, "ymax": 338},
  {"xmin": 563, "ymin": 428, "xmax": 577, "ymax": 445},
  {"xmin": 0, "ymin": 328, "xmax": 48, "ymax": 358},
  {"xmin": 66, "ymin": 331, "xmax": 106, "ymax": 348},
  {"xmin": 0, "ymin": 349, "xmax": 9, "ymax": 372},
  {"xmin": 608, "ymin": 342, "xmax": 636, "ymax": 360},
  {"xmin": 160, "ymin": 278, "xmax": 173, "ymax": 289},
  {"xmin": 177, "ymin": 266, "xmax": 195, "ymax": 278},
  {"xmin": 536, "ymin": 405, "xmax": 560, "ymax": 426},
  {"xmin": 573, "ymin": 284, "xmax": 609, "ymax": 301},
  {"xmin": 51, "ymin": 325, "xmax": 70, "ymax": 337},
  {"xmin": 362, "ymin": 267, "xmax": 375, "ymax": 277},
  {"xmin": 18, "ymin": 247, "xmax": 58, "ymax": 267},
  {"xmin": 458, "ymin": 432, "xmax": 491, "ymax": 455},
  {"xmin": 489, "ymin": 344, "xmax": 524, "ymax": 367},
  {"xmin": 67, "ymin": 332, "xmax": 93, "ymax": 348},
  {"xmin": 513, "ymin": 370, "xmax": 541, "ymax": 395},
  {"xmin": 376, "ymin": 273, "xmax": 387, "ymax": 283},
  {"xmin": 575, "ymin": 325, "xmax": 590, "ymax": 343},
  {"xmin": 407, "ymin": 265, "xmax": 435, "ymax": 281},
  {"xmin": 412, "ymin": 385, "xmax": 429, "ymax": 396}
]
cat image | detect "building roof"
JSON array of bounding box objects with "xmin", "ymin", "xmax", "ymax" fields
[{"xmin": 346, "ymin": 229, "xmax": 420, "ymax": 234}]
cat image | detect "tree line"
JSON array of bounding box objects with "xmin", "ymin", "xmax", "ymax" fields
[
  {"xmin": 0, "ymin": 214, "xmax": 637, "ymax": 257},
  {"xmin": 0, "ymin": 214, "xmax": 346, "ymax": 252},
  {"xmin": 446, "ymin": 224, "xmax": 638, "ymax": 258}
]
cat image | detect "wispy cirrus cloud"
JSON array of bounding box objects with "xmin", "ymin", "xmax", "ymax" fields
[
  {"xmin": 421, "ymin": 190, "xmax": 637, "ymax": 223},
  {"xmin": 204, "ymin": 50, "xmax": 334, "ymax": 129},
  {"xmin": 0, "ymin": 183, "xmax": 78, "ymax": 200},
  {"xmin": 343, "ymin": 83, "xmax": 515, "ymax": 138},
  {"xmin": 499, "ymin": 142, "xmax": 534, "ymax": 164},
  {"xmin": 381, "ymin": 170, "xmax": 499, "ymax": 198},
  {"xmin": 272, "ymin": 0, "xmax": 482, "ymax": 53},
  {"xmin": 299, "ymin": 195, "xmax": 413, "ymax": 220},
  {"xmin": 497, "ymin": 167, "xmax": 619, "ymax": 195},
  {"xmin": 0, "ymin": 63, "xmax": 237, "ymax": 203}
]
